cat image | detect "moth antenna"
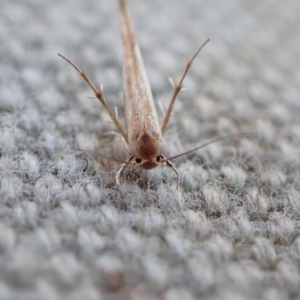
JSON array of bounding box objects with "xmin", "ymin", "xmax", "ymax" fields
[
  {"xmin": 161, "ymin": 39, "xmax": 210, "ymax": 135},
  {"xmin": 162, "ymin": 132, "xmax": 257, "ymax": 161}
]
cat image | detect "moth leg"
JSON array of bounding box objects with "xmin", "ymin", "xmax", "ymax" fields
[
  {"xmin": 161, "ymin": 39, "xmax": 209, "ymax": 135},
  {"xmin": 160, "ymin": 155, "xmax": 180, "ymax": 189},
  {"xmin": 58, "ymin": 53, "xmax": 128, "ymax": 142},
  {"xmin": 116, "ymin": 156, "xmax": 134, "ymax": 185},
  {"xmin": 157, "ymin": 100, "xmax": 166, "ymax": 117},
  {"xmin": 104, "ymin": 131, "xmax": 130, "ymax": 154},
  {"xmin": 119, "ymin": 135, "xmax": 130, "ymax": 154}
]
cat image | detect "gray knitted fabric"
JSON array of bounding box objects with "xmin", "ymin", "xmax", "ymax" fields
[{"xmin": 1, "ymin": 0, "xmax": 300, "ymax": 299}]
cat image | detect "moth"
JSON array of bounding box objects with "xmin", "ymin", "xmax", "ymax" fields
[{"xmin": 59, "ymin": 0, "xmax": 254, "ymax": 188}]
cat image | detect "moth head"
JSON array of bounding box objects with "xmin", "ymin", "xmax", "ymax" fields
[
  {"xmin": 129, "ymin": 128, "xmax": 164, "ymax": 169},
  {"xmin": 133, "ymin": 155, "xmax": 164, "ymax": 170}
]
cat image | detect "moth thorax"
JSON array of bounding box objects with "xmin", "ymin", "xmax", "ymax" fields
[{"xmin": 131, "ymin": 129, "xmax": 163, "ymax": 159}]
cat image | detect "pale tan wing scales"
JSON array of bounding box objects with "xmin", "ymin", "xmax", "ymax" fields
[{"xmin": 118, "ymin": 0, "xmax": 163, "ymax": 157}]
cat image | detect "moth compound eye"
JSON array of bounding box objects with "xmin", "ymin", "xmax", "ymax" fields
[
  {"xmin": 156, "ymin": 156, "xmax": 161, "ymax": 162},
  {"xmin": 135, "ymin": 158, "xmax": 142, "ymax": 164}
]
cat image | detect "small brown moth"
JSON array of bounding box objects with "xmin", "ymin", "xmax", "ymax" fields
[{"xmin": 58, "ymin": 0, "xmax": 254, "ymax": 188}]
